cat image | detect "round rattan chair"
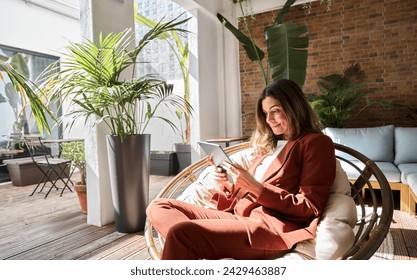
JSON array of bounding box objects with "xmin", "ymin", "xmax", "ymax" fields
[{"xmin": 145, "ymin": 142, "xmax": 394, "ymax": 260}]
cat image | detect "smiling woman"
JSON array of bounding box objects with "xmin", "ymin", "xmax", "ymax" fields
[
  {"xmin": 145, "ymin": 79, "xmax": 338, "ymax": 260},
  {"xmin": 261, "ymin": 97, "xmax": 289, "ymax": 138}
]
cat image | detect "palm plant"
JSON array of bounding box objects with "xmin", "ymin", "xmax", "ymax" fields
[
  {"xmin": 307, "ymin": 63, "xmax": 387, "ymax": 128},
  {"xmin": 42, "ymin": 15, "xmax": 192, "ymax": 139},
  {"xmin": 218, "ymin": 0, "xmax": 308, "ymax": 87},
  {"xmin": 135, "ymin": 11, "xmax": 193, "ymax": 144},
  {"xmin": 0, "ymin": 59, "xmax": 53, "ymax": 135}
]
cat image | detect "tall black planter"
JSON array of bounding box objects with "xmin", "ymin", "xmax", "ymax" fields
[{"xmin": 106, "ymin": 134, "xmax": 150, "ymax": 233}]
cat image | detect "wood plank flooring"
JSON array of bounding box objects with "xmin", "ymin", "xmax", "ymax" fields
[
  {"xmin": 0, "ymin": 173, "xmax": 172, "ymax": 260},
  {"xmin": 0, "ymin": 173, "xmax": 416, "ymax": 260}
]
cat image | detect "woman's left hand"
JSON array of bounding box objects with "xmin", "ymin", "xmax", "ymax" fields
[{"xmin": 221, "ymin": 161, "xmax": 263, "ymax": 198}]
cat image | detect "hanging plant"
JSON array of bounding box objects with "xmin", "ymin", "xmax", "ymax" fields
[
  {"xmin": 230, "ymin": 0, "xmax": 255, "ymax": 22},
  {"xmin": 302, "ymin": 0, "xmax": 334, "ymax": 14}
]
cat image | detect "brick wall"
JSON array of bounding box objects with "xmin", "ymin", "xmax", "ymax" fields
[{"xmin": 238, "ymin": 0, "xmax": 417, "ymax": 137}]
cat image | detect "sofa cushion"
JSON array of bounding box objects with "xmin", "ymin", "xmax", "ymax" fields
[
  {"xmin": 394, "ymin": 127, "xmax": 417, "ymax": 165},
  {"xmin": 340, "ymin": 160, "xmax": 401, "ymax": 183},
  {"xmin": 407, "ymin": 173, "xmax": 417, "ymax": 197},
  {"xmin": 324, "ymin": 125, "xmax": 394, "ymax": 162},
  {"xmin": 397, "ymin": 164, "xmax": 417, "ymax": 184}
]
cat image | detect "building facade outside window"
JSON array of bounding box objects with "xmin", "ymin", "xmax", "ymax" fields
[
  {"xmin": 134, "ymin": 0, "xmax": 190, "ymax": 81},
  {"xmin": 134, "ymin": 0, "xmax": 194, "ymax": 151}
]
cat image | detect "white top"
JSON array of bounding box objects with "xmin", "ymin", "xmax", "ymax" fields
[{"xmin": 254, "ymin": 141, "xmax": 288, "ymax": 182}]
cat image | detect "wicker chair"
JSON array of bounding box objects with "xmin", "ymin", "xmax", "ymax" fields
[{"xmin": 145, "ymin": 142, "xmax": 394, "ymax": 260}]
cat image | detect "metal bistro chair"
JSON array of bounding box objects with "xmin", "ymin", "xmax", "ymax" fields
[
  {"xmin": 23, "ymin": 136, "xmax": 73, "ymax": 198},
  {"xmin": 145, "ymin": 142, "xmax": 394, "ymax": 260}
]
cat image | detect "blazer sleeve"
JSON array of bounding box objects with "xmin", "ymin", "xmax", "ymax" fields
[{"xmin": 255, "ymin": 135, "xmax": 336, "ymax": 223}]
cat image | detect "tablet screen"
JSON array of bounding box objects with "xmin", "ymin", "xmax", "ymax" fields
[{"xmin": 198, "ymin": 141, "xmax": 234, "ymax": 167}]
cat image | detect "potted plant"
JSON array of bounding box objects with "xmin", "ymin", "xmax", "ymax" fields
[
  {"xmin": 43, "ymin": 16, "xmax": 192, "ymax": 233},
  {"xmin": 306, "ymin": 63, "xmax": 390, "ymax": 128},
  {"xmin": 61, "ymin": 141, "xmax": 87, "ymax": 214}
]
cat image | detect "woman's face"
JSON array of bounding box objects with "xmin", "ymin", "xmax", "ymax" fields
[{"xmin": 262, "ymin": 96, "xmax": 290, "ymax": 138}]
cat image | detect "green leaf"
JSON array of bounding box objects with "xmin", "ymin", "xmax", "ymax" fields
[
  {"xmin": 216, "ymin": 13, "xmax": 264, "ymax": 62},
  {"xmin": 265, "ymin": 21, "xmax": 308, "ymax": 86},
  {"xmin": 275, "ymin": 0, "xmax": 297, "ymax": 24},
  {"xmin": 40, "ymin": 15, "xmax": 192, "ymax": 137},
  {"xmin": 0, "ymin": 60, "xmax": 53, "ymax": 134}
]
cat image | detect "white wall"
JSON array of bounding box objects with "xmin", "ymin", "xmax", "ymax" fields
[
  {"xmin": 0, "ymin": 0, "xmax": 82, "ymax": 139},
  {"xmin": 0, "ymin": 0, "xmax": 80, "ymax": 58}
]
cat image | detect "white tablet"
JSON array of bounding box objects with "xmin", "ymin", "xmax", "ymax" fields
[{"xmin": 197, "ymin": 141, "xmax": 234, "ymax": 167}]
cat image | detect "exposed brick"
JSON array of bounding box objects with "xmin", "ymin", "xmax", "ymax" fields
[{"xmin": 238, "ymin": 0, "xmax": 417, "ymax": 136}]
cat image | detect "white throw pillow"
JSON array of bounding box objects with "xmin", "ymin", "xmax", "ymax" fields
[{"xmin": 293, "ymin": 160, "xmax": 357, "ymax": 259}]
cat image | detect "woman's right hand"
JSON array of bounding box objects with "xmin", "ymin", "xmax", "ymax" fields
[{"xmin": 207, "ymin": 157, "xmax": 234, "ymax": 190}]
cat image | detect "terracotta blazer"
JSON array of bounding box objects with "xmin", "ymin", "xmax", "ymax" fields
[{"xmin": 213, "ymin": 133, "xmax": 336, "ymax": 250}]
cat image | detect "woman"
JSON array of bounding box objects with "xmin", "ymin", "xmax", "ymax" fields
[{"xmin": 146, "ymin": 79, "xmax": 336, "ymax": 260}]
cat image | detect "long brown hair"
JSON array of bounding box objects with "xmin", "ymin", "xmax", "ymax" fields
[{"xmin": 251, "ymin": 79, "xmax": 322, "ymax": 154}]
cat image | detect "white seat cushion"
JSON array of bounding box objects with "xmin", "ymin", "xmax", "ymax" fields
[
  {"xmin": 397, "ymin": 163, "xmax": 417, "ymax": 184},
  {"xmin": 339, "ymin": 160, "xmax": 401, "ymax": 183}
]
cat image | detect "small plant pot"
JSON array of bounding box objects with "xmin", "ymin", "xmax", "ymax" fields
[{"xmin": 74, "ymin": 182, "xmax": 87, "ymax": 214}]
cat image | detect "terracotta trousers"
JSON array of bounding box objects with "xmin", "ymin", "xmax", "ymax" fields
[{"xmin": 146, "ymin": 198, "xmax": 288, "ymax": 260}]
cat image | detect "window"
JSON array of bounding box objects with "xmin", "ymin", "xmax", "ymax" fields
[
  {"xmin": 0, "ymin": 45, "xmax": 61, "ymax": 140},
  {"xmin": 134, "ymin": 0, "xmax": 191, "ymax": 81}
]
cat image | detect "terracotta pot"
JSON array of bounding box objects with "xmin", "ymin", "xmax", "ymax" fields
[{"xmin": 74, "ymin": 182, "xmax": 87, "ymax": 214}]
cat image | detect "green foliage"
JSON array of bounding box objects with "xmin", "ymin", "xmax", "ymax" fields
[
  {"xmin": 218, "ymin": 0, "xmax": 308, "ymax": 87},
  {"xmin": 61, "ymin": 141, "xmax": 86, "ymax": 185},
  {"xmin": 43, "ymin": 15, "xmax": 192, "ymax": 139},
  {"xmin": 0, "ymin": 60, "xmax": 53, "ymax": 135},
  {"xmin": 135, "ymin": 10, "xmax": 194, "ymax": 144},
  {"xmin": 307, "ymin": 63, "xmax": 389, "ymax": 128}
]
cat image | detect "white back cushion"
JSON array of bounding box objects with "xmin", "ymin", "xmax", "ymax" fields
[
  {"xmin": 394, "ymin": 127, "xmax": 417, "ymax": 165},
  {"xmin": 324, "ymin": 125, "xmax": 394, "ymax": 162}
]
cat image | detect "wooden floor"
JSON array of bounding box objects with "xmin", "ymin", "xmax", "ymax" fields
[{"xmin": 1, "ymin": 173, "xmax": 416, "ymax": 260}]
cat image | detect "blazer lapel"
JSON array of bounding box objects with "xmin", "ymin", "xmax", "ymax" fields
[{"xmin": 260, "ymin": 139, "xmax": 299, "ymax": 182}]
